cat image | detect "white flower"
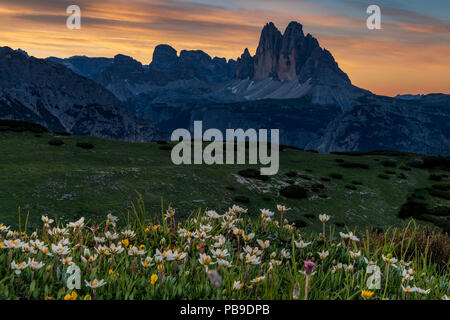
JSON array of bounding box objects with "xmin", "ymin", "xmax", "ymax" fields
[
  {"xmin": 121, "ymin": 230, "xmax": 136, "ymax": 239},
  {"xmin": 206, "ymin": 210, "xmax": 222, "ymax": 219},
  {"xmin": 11, "ymin": 260, "xmax": 28, "ymax": 274},
  {"xmin": 68, "ymin": 217, "xmax": 85, "ymax": 229},
  {"xmin": 319, "ymin": 214, "xmax": 330, "ymax": 223},
  {"xmin": 260, "ymin": 209, "xmax": 274, "ymax": 219},
  {"xmin": 417, "ymin": 288, "xmax": 430, "ymax": 295},
  {"xmin": 28, "ymin": 258, "xmax": 45, "ymax": 270},
  {"xmin": 106, "ymin": 214, "xmax": 119, "ymax": 227},
  {"xmin": 382, "ymin": 254, "xmax": 398, "ymax": 265},
  {"xmin": 85, "ymin": 279, "xmax": 107, "ymax": 289},
  {"xmin": 318, "ymin": 250, "xmax": 329, "ymax": 260},
  {"xmin": 276, "ymin": 205, "xmax": 290, "ymax": 213},
  {"xmin": 402, "ymin": 285, "xmax": 419, "ymax": 293},
  {"xmin": 281, "ymin": 249, "xmax": 290, "ymax": 259},
  {"xmin": 245, "ymin": 254, "xmax": 261, "ymax": 265},
  {"xmin": 294, "ymin": 240, "xmax": 311, "ymax": 249},
  {"xmin": 251, "ymin": 276, "xmax": 265, "ymax": 284},
  {"xmin": 216, "ymin": 259, "xmax": 232, "ymax": 267},
  {"xmin": 105, "ymin": 231, "xmax": 118, "ymax": 241},
  {"xmin": 211, "ymin": 248, "xmax": 229, "ymax": 259},
  {"xmin": 165, "ymin": 207, "xmax": 175, "ymax": 219},
  {"xmin": 94, "ymin": 236, "xmax": 106, "ymax": 243},
  {"xmin": 4, "ymin": 239, "xmax": 22, "ymax": 249},
  {"xmin": 41, "ymin": 216, "xmax": 54, "ymax": 225},
  {"xmin": 128, "ymin": 246, "xmax": 145, "ymax": 256},
  {"xmin": 349, "ymin": 250, "xmax": 361, "ymax": 260},
  {"xmin": 233, "ymin": 281, "xmax": 243, "ymax": 291},
  {"xmin": 51, "ymin": 243, "xmax": 70, "ymax": 256},
  {"xmin": 109, "ymin": 243, "xmax": 124, "ymax": 255},
  {"xmin": 256, "ymin": 239, "xmax": 270, "ymax": 250}
]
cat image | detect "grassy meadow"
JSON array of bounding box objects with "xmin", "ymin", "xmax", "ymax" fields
[{"xmin": 0, "ymin": 130, "xmax": 449, "ymax": 234}]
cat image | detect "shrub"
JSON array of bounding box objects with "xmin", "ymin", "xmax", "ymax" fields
[
  {"xmin": 398, "ymin": 173, "xmax": 408, "ymax": 180},
  {"xmin": 384, "ymin": 170, "xmax": 396, "ymax": 175},
  {"xmin": 298, "ymin": 174, "xmax": 312, "ymax": 181},
  {"xmin": 345, "ymin": 184, "xmax": 357, "ymax": 190},
  {"xmin": 292, "ymin": 219, "xmax": 307, "ymax": 228},
  {"xmin": 407, "ymin": 159, "xmax": 424, "ymax": 168},
  {"xmin": 429, "ymin": 189, "xmax": 450, "ymax": 200},
  {"xmin": 320, "ymin": 177, "xmax": 331, "ymax": 182},
  {"xmin": 432, "ymin": 183, "xmax": 450, "ymax": 191},
  {"xmin": 334, "ymin": 159, "xmax": 345, "ymax": 163},
  {"xmin": 225, "ymin": 186, "xmax": 235, "ymax": 191},
  {"xmin": 53, "ymin": 131, "xmax": 71, "ymax": 136},
  {"xmin": 429, "ymin": 206, "xmax": 450, "ymax": 217},
  {"xmin": 421, "ymin": 156, "xmax": 450, "ymax": 170},
  {"xmin": 280, "ymin": 185, "xmax": 308, "ymax": 199},
  {"xmin": 399, "ymin": 165, "xmax": 412, "ymax": 171},
  {"xmin": 76, "ymin": 142, "xmax": 94, "ymax": 150},
  {"xmin": 237, "ymin": 168, "xmax": 269, "ymax": 181},
  {"xmin": 380, "ymin": 159, "xmax": 397, "ymax": 167},
  {"xmin": 234, "ymin": 195, "xmax": 250, "ymax": 204},
  {"xmin": 429, "ymin": 174, "xmax": 443, "ymax": 181},
  {"xmin": 305, "ymin": 169, "xmax": 313, "ymax": 172},
  {"xmin": 312, "ymin": 183, "xmax": 325, "ymax": 189},
  {"xmin": 339, "ymin": 162, "xmax": 369, "ymax": 169},
  {"xmin": 0, "ymin": 119, "xmax": 47, "ymax": 133},
  {"xmin": 378, "ymin": 174, "xmax": 390, "ymax": 180},
  {"xmin": 318, "ymin": 193, "xmax": 328, "ymax": 199},
  {"xmin": 285, "ymin": 171, "xmax": 297, "ymax": 178},
  {"xmin": 398, "ymin": 199, "xmax": 428, "ymax": 220},
  {"xmin": 48, "ymin": 138, "xmax": 64, "ymax": 146},
  {"xmin": 329, "ymin": 173, "xmax": 343, "ymax": 179},
  {"xmin": 286, "ymin": 179, "xmax": 295, "ymax": 185},
  {"xmin": 351, "ymin": 180, "xmax": 363, "ymax": 185}
]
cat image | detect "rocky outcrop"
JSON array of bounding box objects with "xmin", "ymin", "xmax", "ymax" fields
[
  {"xmin": 235, "ymin": 48, "xmax": 254, "ymax": 80},
  {"xmin": 150, "ymin": 44, "xmax": 178, "ymax": 72},
  {"xmin": 0, "ymin": 47, "xmax": 159, "ymax": 141}
]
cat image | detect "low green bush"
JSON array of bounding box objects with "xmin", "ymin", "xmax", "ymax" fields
[
  {"xmin": 280, "ymin": 185, "xmax": 308, "ymax": 199},
  {"xmin": 48, "ymin": 138, "xmax": 64, "ymax": 146}
]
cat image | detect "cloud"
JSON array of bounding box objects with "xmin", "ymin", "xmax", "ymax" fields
[{"xmin": 0, "ymin": 0, "xmax": 448, "ymax": 96}]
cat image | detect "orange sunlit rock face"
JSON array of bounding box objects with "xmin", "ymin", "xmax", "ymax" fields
[{"xmin": 0, "ymin": 0, "xmax": 448, "ymax": 96}]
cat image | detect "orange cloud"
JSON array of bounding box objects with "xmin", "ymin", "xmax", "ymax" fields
[{"xmin": 0, "ymin": 0, "xmax": 448, "ymax": 96}]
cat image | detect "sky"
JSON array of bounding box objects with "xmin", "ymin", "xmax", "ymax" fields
[{"xmin": 0, "ymin": 0, "xmax": 449, "ymax": 96}]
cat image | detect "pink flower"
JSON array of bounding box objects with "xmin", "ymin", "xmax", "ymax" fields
[{"xmin": 304, "ymin": 260, "xmax": 316, "ymax": 275}]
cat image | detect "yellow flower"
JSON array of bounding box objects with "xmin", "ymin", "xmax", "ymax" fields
[
  {"xmin": 139, "ymin": 244, "xmax": 145, "ymax": 251},
  {"xmin": 361, "ymin": 290, "xmax": 374, "ymax": 300},
  {"xmin": 157, "ymin": 264, "xmax": 164, "ymax": 272},
  {"xmin": 145, "ymin": 227, "xmax": 150, "ymax": 233},
  {"xmin": 121, "ymin": 239, "xmax": 129, "ymax": 247},
  {"xmin": 152, "ymin": 225, "xmax": 160, "ymax": 232},
  {"xmin": 0, "ymin": 241, "xmax": 4, "ymax": 248},
  {"xmin": 45, "ymin": 296, "xmax": 54, "ymax": 300},
  {"xmin": 64, "ymin": 291, "xmax": 78, "ymax": 300},
  {"xmin": 151, "ymin": 274, "xmax": 158, "ymax": 285},
  {"xmin": 83, "ymin": 294, "xmax": 92, "ymax": 300}
]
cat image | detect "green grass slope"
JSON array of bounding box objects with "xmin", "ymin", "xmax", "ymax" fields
[{"xmin": 0, "ymin": 129, "xmax": 449, "ymax": 232}]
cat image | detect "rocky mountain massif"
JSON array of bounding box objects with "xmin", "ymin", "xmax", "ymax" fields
[
  {"xmin": 0, "ymin": 47, "xmax": 159, "ymax": 141},
  {"xmin": 1, "ymin": 21, "xmax": 449, "ymax": 154}
]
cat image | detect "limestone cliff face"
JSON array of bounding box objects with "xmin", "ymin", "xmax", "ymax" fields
[{"xmin": 253, "ymin": 22, "xmax": 283, "ymax": 80}]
